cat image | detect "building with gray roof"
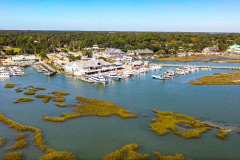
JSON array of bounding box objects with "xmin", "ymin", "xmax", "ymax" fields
[{"xmin": 102, "ymin": 48, "xmax": 125, "ymax": 57}]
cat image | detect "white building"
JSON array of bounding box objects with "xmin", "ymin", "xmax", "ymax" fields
[
  {"xmin": 65, "ymin": 59, "xmax": 123, "ymax": 75},
  {"xmin": 102, "ymin": 48, "xmax": 125, "ymax": 57},
  {"xmin": 12, "ymin": 55, "xmax": 36, "ymax": 63},
  {"xmin": 92, "ymin": 45, "xmax": 99, "ymax": 49}
]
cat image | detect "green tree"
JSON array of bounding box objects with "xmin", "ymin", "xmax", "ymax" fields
[{"xmin": 39, "ymin": 50, "xmax": 47, "ymax": 58}]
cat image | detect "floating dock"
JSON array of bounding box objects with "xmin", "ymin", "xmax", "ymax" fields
[{"xmin": 161, "ymin": 64, "xmax": 240, "ymax": 70}]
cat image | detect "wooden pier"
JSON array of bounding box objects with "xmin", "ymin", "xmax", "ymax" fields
[{"xmin": 161, "ymin": 64, "xmax": 240, "ymax": 70}]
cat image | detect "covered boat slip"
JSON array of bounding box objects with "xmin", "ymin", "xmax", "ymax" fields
[{"xmin": 84, "ymin": 66, "xmax": 124, "ymax": 75}]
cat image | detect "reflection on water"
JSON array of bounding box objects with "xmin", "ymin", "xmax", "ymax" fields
[{"xmin": 0, "ymin": 65, "xmax": 240, "ymax": 159}]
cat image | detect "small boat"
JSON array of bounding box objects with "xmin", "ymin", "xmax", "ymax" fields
[
  {"xmin": 139, "ymin": 68, "xmax": 149, "ymax": 73},
  {"xmin": 152, "ymin": 74, "xmax": 165, "ymax": 80}
]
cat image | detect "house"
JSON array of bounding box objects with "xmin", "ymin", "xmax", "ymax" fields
[
  {"xmin": 102, "ymin": 48, "xmax": 125, "ymax": 57},
  {"xmin": 12, "ymin": 55, "xmax": 36, "ymax": 63},
  {"xmin": 65, "ymin": 59, "xmax": 123, "ymax": 75},
  {"xmin": 127, "ymin": 49, "xmax": 154, "ymax": 56},
  {"xmin": 202, "ymin": 47, "xmax": 220, "ymax": 54},
  {"xmin": 226, "ymin": 44, "xmax": 240, "ymax": 53},
  {"xmin": 179, "ymin": 47, "xmax": 184, "ymax": 50},
  {"xmin": 92, "ymin": 45, "xmax": 99, "ymax": 49}
]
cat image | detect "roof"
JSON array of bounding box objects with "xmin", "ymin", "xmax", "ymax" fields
[
  {"xmin": 203, "ymin": 47, "xmax": 219, "ymax": 50},
  {"xmin": 229, "ymin": 44, "xmax": 240, "ymax": 49},
  {"xmin": 127, "ymin": 49, "xmax": 153, "ymax": 54},
  {"xmin": 12, "ymin": 55, "xmax": 36, "ymax": 61},
  {"xmin": 102, "ymin": 48, "xmax": 125, "ymax": 55},
  {"xmin": 66, "ymin": 59, "xmax": 114, "ymax": 68}
]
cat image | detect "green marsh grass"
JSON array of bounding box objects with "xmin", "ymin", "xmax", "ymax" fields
[
  {"xmin": 15, "ymin": 134, "xmax": 27, "ymax": 141},
  {"xmin": 4, "ymin": 84, "xmax": 15, "ymax": 88},
  {"xmin": 15, "ymin": 88, "xmax": 23, "ymax": 92},
  {"xmin": 216, "ymin": 130, "xmax": 228, "ymax": 139},
  {"xmin": 189, "ymin": 72, "xmax": 240, "ymax": 85},
  {"xmin": 35, "ymin": 87, "xmax": 46, "ymax": 90},
  {"xmin": 7, "ymin": 140, "xmax": 27, "ymax": 151},
  {"xmin": 55, "ymin": 103, "xmax": 67, "ymax": 108},
  {"xmin": 35, "ymin": 95, "xmax": 52, "ymax": 103},
  {"xmin": 0, "ymin": 138, "xmax": 5, "ymax": 147},
  {"xmin": 43, "ymin": 96, "xmax": 138, "ymax": 122},
  {"xmin": 4, "ymin": 152, "xmax": 23, "ymax": 160},
  {"xmin": 52, "ymin": 97, "xmax": 65, "ymax": 102},
  {"xmin": 102, "ymin": 144, "xmax": 149, "ymax": 160},
  {"xmin": 153, "ymin": 152, "xmax": 192, "ymax": 160},
  {"xmin": 49, "ymin": 91, "xmax": 69, "ymax": 97},
  {"xmin": 24, "ymin": 89, "xmax": 36, "ymax": 95},
  {"xmin": 0, "ymin": 112, "xmax": 79, "ymax": 160},
  {"xmin": 13, "ymin": 98, "xmax": 34, "ymax": 103},
  {"xmin": 149, "ymin": 110, "xmax": 225, "ymax": 139}
]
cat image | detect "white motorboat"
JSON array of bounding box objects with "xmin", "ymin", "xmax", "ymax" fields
[
  {"xmin": 123, "ymin": 70, "xmax": 133, "ymax": 76},
  {"xmin": 139, "ymin": 67, "xmax": 149, "ymax": 73},
  {"xmin": 152, "ymin": 74, "xmax": 165, "ymax": 80},
  {"xmin": 106, "ymin": 71, "xmax": 123, "ymax": 80},
  {"xmin": 201, "ymin": 68, "xmax": 211, "ymax": 71},
  {"xmin": 89, "ymin": 74, "xmax": 108, "ymax": 84},
  {"xmin": 0, "ymin": 72, "xmax": 10, "ymax": 78}
]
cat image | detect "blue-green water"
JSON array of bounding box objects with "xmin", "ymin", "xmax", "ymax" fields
[{"xmin": 1, "ymin": 62, "xmax": 240, "ymax": 159}]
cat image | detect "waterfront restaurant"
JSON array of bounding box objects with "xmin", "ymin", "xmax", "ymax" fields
[
  {"xmin": 12, "ymin": 55, "xmax": 36, "ymax": 63},
  {"xmin": 65, "ymin": 59, "xmax": 124, "ymax": 75},
  {"xmin": 202, "ymin": 47, "xmax": 220, "ymax": 54}
]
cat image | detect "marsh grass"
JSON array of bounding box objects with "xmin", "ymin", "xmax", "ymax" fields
[
  {"xmin": 43, "ymin": 96, "xmax": 138, "ymax": 122},
  {"xmin": 35, "ymin": 95, "xmax": 52, "ymax": 103},
  {"xmin": 49, "ymin": 91, "xmax": 69, "ymax": 97},
  {"xmin": 154, "ymin": 55, "xmax": 216, "ymax": 62},
  {"xmin": 0, "ymin": 138, "xmax": 5, "ymax": 147},
  {"xmin": 189, "ymin": 72, "xmax": 240, "ymax": 85},
  {"xmin": 216, "ymin": 130, "xmax": 228, "ymax": 139},
  {"xmin": 102, "ymin": 144, "xmax": 149, "ymax": 160},
  {"xmin": 153, "ymin": 152, "xmax": 192, "ymax": 160},
  {"xmin": 55, "ymin": 103, "xmax": 67, "ymax": 108},
  {"xmin": 35, "ymin": 87, "xmax": 46, "ymax": 90},
  {"xmin": 15, "ymin": 134, "xmax": 27, "ymax": 141},
  {"xmin": 0, "ymin": 112, "xmax": 79, "ymax": 160},
  {"xmin": 24, "ymin": 89, "xmax": 36, "ymax": 95},
  {"xmin": 7, "ymin": 140, "xmax": 27, "ymax": 151},
  {"xmin": 142, "ymin": 114, "xmax": 149, "ymax": 117},
  {"xmin": 149, "ymin": 110, "xmax": 225, "ymax": 139},
  {"xmin": 13, "ymin": 98, "xmax": 34, "ymax": 103},
  {"xmin": 4, "ymin": 84, "xmax": 15, "ymax": 88},
  {"xmin": 4, "ymin": 152, "xmax": 23, "ymax": 160},
  {"xmin": 15, "ymin": 88, "xmax": 23, "ymax": 92},
  {"xmin": 52, "ymin": 97, "xmax": 65, "ymax": 102}
]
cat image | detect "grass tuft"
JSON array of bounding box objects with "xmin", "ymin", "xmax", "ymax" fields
[{"xmin": 13, "ymin": 97, "xmax": 34, "ymax": 103}]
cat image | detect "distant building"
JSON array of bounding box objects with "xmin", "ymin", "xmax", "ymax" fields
[
  {"xmin": 102, "ymin": 48, "xmax": 125, "ymax": 57},
  {"xmin": 92, "ymin": 45, "xmax": 99, "ymax": 49},
  {"xmin": 202, "ymin": 47, "xmax": 220, "ymax": 53},
  {"xmin": 178, "ymin": 47, "xmax": 184, "ymax": 50},
  {"xmin": 127, "ymin": 49, "xmax": 154, "ymax": 56},
  {"xmin": 226, "ymin": 44, "xmax": 240, "ymax": 53},
  {"xmin": 12, "ymin": 55, "xmax": 36, "ymax": 63}
]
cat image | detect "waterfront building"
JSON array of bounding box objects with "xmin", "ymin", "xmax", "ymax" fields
[
  {"xmin": 202, "ymin": 47, "xmax": 220, "ymax": 54},
  {"xmin": 65, "ymin": 59, "xmax": 123, "ymax": 75},
  {"xmin": 127, "ymin": 49, "xmax": 154, "ymax": 56},
  {"xmin": 12, "ymin": 55, "xmax": 36, "ymax": 63},
  {"xmin": 102, "ymin": 48, "xmax": 125, "ymax": 57},
  {"xmin": 92, "ymin": 45, "xmax": 99, "ymax": 49},
  {"xmin": 226, "ymin": 44, "xmax": 240, "ymax": 53}
]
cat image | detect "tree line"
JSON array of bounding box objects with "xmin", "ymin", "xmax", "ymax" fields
[{"xmin": 0, "ymin": 30, "xmax": 240, "ymax": 55}]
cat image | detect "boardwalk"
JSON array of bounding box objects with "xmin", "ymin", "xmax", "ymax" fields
[{"xmin": 161, "ymin": 64, "xmax": 240, "ymax": 70}]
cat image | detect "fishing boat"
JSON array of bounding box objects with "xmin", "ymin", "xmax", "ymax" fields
[{"xmin": 89, "ymin": 74, "xmax": 108, "ymax": 84}]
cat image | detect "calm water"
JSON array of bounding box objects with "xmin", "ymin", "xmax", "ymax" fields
[{"xmin": 1, "ymin": 61, "xmax": 240, "ymax": 160}]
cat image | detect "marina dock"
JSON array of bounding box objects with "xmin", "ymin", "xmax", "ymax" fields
[{"xmin": 161, "ymin": 64, "xmax": 240, "ymax": 70}]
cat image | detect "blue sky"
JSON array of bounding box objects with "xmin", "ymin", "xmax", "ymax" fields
[{"xmin": 0, "ymin": 0, "xmax": 239, "ymax": 32}]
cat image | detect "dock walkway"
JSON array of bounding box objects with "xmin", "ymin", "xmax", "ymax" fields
[{"xmin": 161, "ymin": 64, "xmax": 240, "ymax": 70}]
